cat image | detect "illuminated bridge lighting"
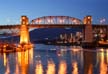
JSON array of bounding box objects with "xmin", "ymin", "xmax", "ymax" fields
[{"xmin": 0, "ymin": 15, "xmax": 108, "ymax": 51}]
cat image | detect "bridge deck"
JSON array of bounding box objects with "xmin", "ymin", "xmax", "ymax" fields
[{"xmin": 0, "ymin": 24, "xmax": 107, "ymax": 29}]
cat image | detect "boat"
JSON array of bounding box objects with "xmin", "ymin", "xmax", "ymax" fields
[
  {"xmin": 0, "ymin": 43, "xmax": 17, "ymax": 53},
  {"xmin": 98, "ymin": 40, "xmax": 108, "ymax": 47}
]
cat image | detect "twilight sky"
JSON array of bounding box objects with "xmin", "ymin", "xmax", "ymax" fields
[{"xmin": 0, "ymin": 0, "xmax": 108, "ymax": 24}]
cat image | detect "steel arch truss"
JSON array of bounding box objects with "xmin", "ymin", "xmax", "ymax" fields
[{"xmin": 30, "ymin": 16, "xmax": 82, "ymax": 24}]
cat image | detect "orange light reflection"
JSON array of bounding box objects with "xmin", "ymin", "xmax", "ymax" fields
[
  {"xmin": 14, "ymin": 54, "xmax": 19, "ymax": 74},
  {"xmin": 99, "ymin": 50, "xmax": 107, "ymax": 74},
  {"xmin": 47, "ymin": 59, "xmax": 55, "ymax": 74},
  {"xmin": 5, "ymin": 58, "xmax": 10, "ymax": 74},
  {"xmin": 3, "ymin": 53, "xmax": 7, "ymax": 66},
  {"xmin": 35, "ymin": 60, "xmax": 43, "ymax": 74},
  {"xmin": 14, "ymin": 62, "xmax": 19, "ymax": 74},
  {"xmin": 17, "ymin": 49, "xmax": 30, "ymax": 74},
  {"xmin": 72, "ymin": 61, "xmax": 78, "ymax": 74},
  {"xmin": 106, "ymin": 49, "xmax": 108, "ymax": 63},
  {"xmin": 29, "ymin": 48, "xmax": 33, "ymax": 64},
  {"xmin": 88, "ymin": 64, "xmax": 93, "ymax": 74},
  {"xmin": 58, "ymin": 60, "xmax": 67, "ymax": 74}
]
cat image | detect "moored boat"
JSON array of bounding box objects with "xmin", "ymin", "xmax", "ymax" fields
[
  {"xmin": 98, "ymin": 40, "xmax": 108, "ymax": 47},
  {"xmin": 0, "ymin": 43, "xmax": 16, "ymax": 53}
]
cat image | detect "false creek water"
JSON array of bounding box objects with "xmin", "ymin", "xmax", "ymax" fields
[{"xmin": 0, "ymin": 44, "xmax": 108, "ymax": 74}]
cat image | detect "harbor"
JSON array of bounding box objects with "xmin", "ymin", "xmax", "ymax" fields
[{"xmin": 0, "ymin": 0, "xmax": 108, "ymax": 73}]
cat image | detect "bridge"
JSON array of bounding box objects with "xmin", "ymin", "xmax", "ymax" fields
[{"xmin": 0, "ymin": 15, "xmax": 108, "ymax": 47}]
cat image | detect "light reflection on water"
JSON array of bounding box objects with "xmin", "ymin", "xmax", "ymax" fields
[
  {"xmin": 35, "ymin": 59, "xmax": 43, "ymax": 74},
  {"xmin": 3, "ymin": 53, "xmax": 7, "ymax": 66},
  {"xmin": 97, "ymin": 48, "xmax": 108, "ymax": 74},
  {"xmin": 72, "ymin": 61, "xmax": 78, "ymax": 74},
  {"xmin": 47, "ymin": 59, "xmax": 55, "ymax": 74},
  {"xmin": 58, "ymin": 60, "xmax": 67, "ymax": 74},
  {"xmin": 5, "ymin": 57, "xmax": 10, "ymax": 74},
  {"xmin": 0, "ymin": 44, "xmax": 108, "ymax": 74}
]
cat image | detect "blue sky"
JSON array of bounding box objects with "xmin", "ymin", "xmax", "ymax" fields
[{"xmin": 0, "ymin": 0, "xmax": 108, "ymax": 24}]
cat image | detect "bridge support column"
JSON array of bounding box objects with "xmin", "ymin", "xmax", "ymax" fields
[
  {"xmin": 107, "ymin": 25, "xmax": 108, "ymax": 40},
  {"xmin": 83, "ymin": 15, "xmax": 93, "ymax": 42},
  {"xmin": 82, "ymin": 16, "xmax": 94, "ymax": 48},
  {"xmin": 20, "ymin": 16, "xmax": 30, "ymax": 45}
]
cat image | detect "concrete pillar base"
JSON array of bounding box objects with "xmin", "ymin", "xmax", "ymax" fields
[{"xmin": 82, "ymin": 42, "xmax": 96, "ymax": 49}]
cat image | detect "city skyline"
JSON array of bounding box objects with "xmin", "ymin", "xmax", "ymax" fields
[{"xmin": 0, "ymin": 0, "xmax": 108, "ymax": 24}]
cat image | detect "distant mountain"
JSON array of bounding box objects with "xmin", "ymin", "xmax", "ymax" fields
[
  {"xmin": 30, "ymin": 28, "xmax": 82, "ymax": 41},
  {"xmin": 0, "ymin": 28, "xmax": 82, "ymax": 42}
]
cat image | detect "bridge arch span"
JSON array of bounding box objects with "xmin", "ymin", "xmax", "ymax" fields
[{"xmin": 30, "ymin": 16, "xmax": 82, "ymax": 24}]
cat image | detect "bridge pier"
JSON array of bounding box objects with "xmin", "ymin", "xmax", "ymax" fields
[
  {"xmin": 82, "ymin": 16, "xmax": 95, "ymax": 48},
  {"xmin": 107, "ymin": 25, "xmax": 108, "ymax": 40},
  {"xmin": 20, "ymin": 16, "xmax": 30, "ymax": 44},
  {"xmin": 19, "ymin": 16, "xmax": 32, "ymax": 49},
  {"xmin": 84, "ymin": 16, "xmax": 93, "ymax": 43}
]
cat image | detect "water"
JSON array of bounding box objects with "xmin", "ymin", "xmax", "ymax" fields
[{"xmin": 0, "ymin": 44, "xmax": 108, "ymax": 74}]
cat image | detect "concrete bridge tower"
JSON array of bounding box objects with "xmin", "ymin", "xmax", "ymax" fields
[
  {"xmin": 83, "ymin": 15, "xmax": 93, "ymax": 43},
  {"xmin": 20, "ymin": 16, "xmax": 30, "ymax": 45},
  {"xmin": 107, "ymin": 26, "xmax": 108, "ymax": 40}
]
